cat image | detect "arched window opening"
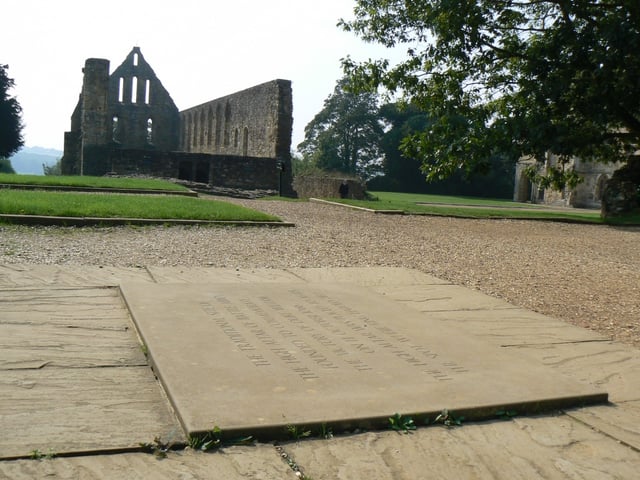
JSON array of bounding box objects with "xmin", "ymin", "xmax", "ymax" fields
[
  {"xmin": 200, "ymin": 110, "xmax": 206, "ymax": 147},
  {"xmin": 193, "ymin": 111, "xmax": 200, "ymax": 150},
  {"xmin": 112, "ymin": 116, "xmax": 120, "ymax": 142},
  {"xmin": 595, "ymin": 174, "xmax": 609, "ymax": 201},
  {"xmin": 118, "ymin": 77, "xmax": 124, "ymax": 103},
  {"xmin": 215, "ymin": 104, "xmax": 222, "ymax": 147},
  {"xmin": 207, "ymin": 108, "xmax": 213, "ymax": 147},
  {"xmin": 186, "ymin": 114, "xmax": 192, "ymax": 152},
  {"xmin": 233, "ymin": 128, "xmax": 239, "ymax": 148},
  {"xmin": 133, "ymin": 53, "xmax": 139, "ymax": 66},
  {"xmin": 146, "ymin": 118, "xmax": 153, "ymax": 144},
  {"xmin": 144, "ymin": 79, "xmax": 151, "ymax": 104},
  {"xmin": 131, "ymin": 76, "xmax": 138, "ymax": 103},
  {"xmin": 223, "ymin": 101, "xmax": 231, "ymax": 146},
  {"xmin": 242, "ymin": 127, "xmax": 249, "ymax": 156}
]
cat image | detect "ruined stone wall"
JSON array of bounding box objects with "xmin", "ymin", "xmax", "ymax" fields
[
  {"xmin": 61, "ymin": 48, "xmax": 294, "ymax": 194},
  {"xmin": 293, "ymin": 176, "xmax": 366, "ymax": 200},
  {"xmin": 105, "ymin": 149, "xmax": 283, "ymax": 190},
  {"xmin": 179, "ymin": 80, "xmax": 292, "ymax": 159},
  {"xmin": 513, "ymin": 155, "xmax": 620, "ymax": 208},
  {"xmin": 108, "ymin": 47, "xmax": 180, "ymax": 152}
]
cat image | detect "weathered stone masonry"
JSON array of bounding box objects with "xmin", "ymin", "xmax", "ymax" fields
[{"xmin": 62, "ymin": 47, "xmax": 293, "ymax": 194}]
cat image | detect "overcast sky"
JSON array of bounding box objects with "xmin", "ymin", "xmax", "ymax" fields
[{"xmin": 2, "ymin": 0, "xmax": 400, "ymax": 153}]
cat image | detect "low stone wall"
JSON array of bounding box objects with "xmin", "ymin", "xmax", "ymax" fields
[
  {"xmin": 293, "ymin": 175, "xmax": 366, "ymax": 199},
  {"xmin": 99, "ymin": 149, "xmax": 293, "ymax": 194}
]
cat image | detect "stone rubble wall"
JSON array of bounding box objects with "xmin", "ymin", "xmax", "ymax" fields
[{"xmin": 293, "ymin": 176, "xmax": 366, "ymax": 200}]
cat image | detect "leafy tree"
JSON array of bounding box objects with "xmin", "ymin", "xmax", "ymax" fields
[
  {"xmin": 298, "ymin": 78, "xmax": 384, "ymax": 179},
  {"xmin": 43, "ymin": 158, "xmax": 62, "ymax": 176},
  {"xmin": 376, "ymin": 102, "xmax": 431, "ymax": 192},
  {"xmin": 0, "ymin": 157, "xmax": 15, "ymax": 174},
  {"xmin": 372, "ymin": 103, "xmax": 514, "ymax": 197},
  {"xmin": 340, "ymin": 1, "xmax": 640, "ymax": 189},
  {"xmin": 0, "ymin": 64, "xmax": 24, "ymax": 159}
]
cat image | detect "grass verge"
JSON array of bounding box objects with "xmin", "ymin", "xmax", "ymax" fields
[
  {"xmin": 0, "ymin": 190, "xmax": 281, "ymax": 222},
  {"xmin": 0, "ymin": 173, "xmax": 189, "ymax": 191},
  {"xmin": 331, "ymin": 191, "xmax": 605, "ymax": 223}
]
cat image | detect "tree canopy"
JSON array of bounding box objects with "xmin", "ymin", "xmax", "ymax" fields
[
  {"xmin": 0, "ymin": 64, "xmax": 24, "ymax": 159},
  {"xmin": 340, "ymin": 1, "xmax": 640, "ymax": 188},
  {"xmin": 297, "ymin": 78, "xmax": 384, "ymax": 179}
]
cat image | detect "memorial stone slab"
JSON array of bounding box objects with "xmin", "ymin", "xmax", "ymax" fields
[{"xmin": 121, "ymin": 278, "xmax": 607, "ymax": 438}]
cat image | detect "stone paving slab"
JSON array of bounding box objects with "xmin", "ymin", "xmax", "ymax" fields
[
  {"xmin": 1, "ymin": 367, "xmax": 181, "ymax": 459},
  {"xmin": 121, "ymin": 280, "xmax": 606, "ymax": 439},
  {"xmin": 372, "ymin": 283, "xmax": 527, "ymax": 311},
  {"xmin": 406, "ymin": 308, "xmax": 610, "ymax": 346},
  {"xmin": 510, "ymin": 341, "xmax": 640, "ymax": 402},
  {"xmin": 285, "ymin": 416, "xmax": 640, "ymax": 480},
  {"xmin": 147, "ymin": 266, "xmax": 301, "ymax": 284},
  {"xmin": 286, "ymin": 414, "xmax": 640, "ymax": 480},
  {"xmin": 567, "ymin": 401, "xmax": 640, "ymax": 452},
  {"xmin": 0, "ymin": 445, "xmax": 295, "ymax": 480},
  {"xmin": 287, "ymin": 266, "xmax": 449, "ymax": 286},
  {"xmin": 0, "ymin": 286, "xmax": 182, "ymax": 459},
  {"xmin": 0, "ymin": 264, "xmax": 153, "ymax": 287}
]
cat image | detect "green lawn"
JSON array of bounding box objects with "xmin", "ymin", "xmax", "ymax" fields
[
  {"xmin": 331, "ymin": 191, "xmax": 606, "ymax": 223},
  {"xmin": 0, "ymin": 190, "xmax": 281, "ymax": 222},
  {"xmin": 0, "ymin": 173, "xmax": 189, "ymax": 191}
]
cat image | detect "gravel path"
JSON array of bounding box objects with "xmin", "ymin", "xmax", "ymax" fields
[{"xmin": 1, "ymin": 198, "xmax": 638, "ymax": 348}]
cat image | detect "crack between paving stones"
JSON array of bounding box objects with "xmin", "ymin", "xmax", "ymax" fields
[
  {"xmin": 500, "ymin": 339, "xmax": 613, "ymax": 347},
  {"xmin": 2, "ymin": 363, "xmax": 149, "ymax": 371},
  {"xmin": 275, "ymin": 444, "xmax": 309, "ymax": 479},
  {"xmin": 564, "ymin": 410, "xmax": 640, "ymax": 453}
]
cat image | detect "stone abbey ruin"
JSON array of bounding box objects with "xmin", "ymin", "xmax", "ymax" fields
[{"xmin": 62, "ymin": 47, "xmax": 294, "ymax": 194}]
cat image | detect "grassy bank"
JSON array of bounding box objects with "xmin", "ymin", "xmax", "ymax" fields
[
  {"xmin": 0, "ymin": 190, "xmax": 280, "ymax": 222},
  {"xmin": 333, "ymin": 191, "xmax": 606, "ymax": 223},
  {"xmin": 0, "ymin": 173, "xmax": 188, "ymax": 191}
]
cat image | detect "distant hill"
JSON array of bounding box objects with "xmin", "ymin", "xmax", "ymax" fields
[{"xmin": 8, "ymin": 147, "xmax": 62, "ymax": 175}]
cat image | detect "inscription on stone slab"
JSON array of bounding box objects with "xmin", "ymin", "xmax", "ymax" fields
[{"xmin": 121, "ymin": 280, "xmax": 606, "ymax": 435}]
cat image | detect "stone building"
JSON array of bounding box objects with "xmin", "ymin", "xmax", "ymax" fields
[
  {"xmin": 513, "ymin": 154, "xmax": 621, "ymax": 209},
  {"xmin": 62, "ymin": 47, "xmax": 293, "ymax": 194}
]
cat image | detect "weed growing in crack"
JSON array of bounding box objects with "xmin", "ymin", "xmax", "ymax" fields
[
  {"xmin": 389, "ymin": 413, "xmax": 416, "ymax": 433},
  {"xmin": 432, "ymin": 409, "xmax": 464, "ymax": 427}
]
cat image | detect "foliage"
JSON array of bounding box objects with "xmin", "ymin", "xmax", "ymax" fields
[
  {"xmin": 285, "ymin": 424, "xmax": 312, "ymax": 440},
  {"xmin": 0, "ymin": 157, "xmax": 15, "ymax": 174},
  {"xmin": 341, "ymin": 1, "xmax": 640, "ymax": 188},
  {"xmin": 0, "ymin": 64, "xmax": 24, "ymax": 158},
  {"xmin": 432, "ymin": 409, "xmax": 464, "ymax": 427},
  {"xmin": 389, "ymin": 412, "xmax": 416, "ymax": 433},
  {"xmin": 372, "ymin": 103, "xmax": 515, "ymax": 197},
  {"xmin": 187, "ymin": 426, "xmax": 253, "ymax": 452},
  {"xmin": 298, "ymin": 78, "xmax": 384, "ymax": 180},
  {"xmin": 43, "ymin": 158, "xmax": 62, "ymax": 176}
]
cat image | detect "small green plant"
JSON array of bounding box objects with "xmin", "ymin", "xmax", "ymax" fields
[
  {"xmin": 139, "ymin": 436, "xmax": 172, "ymax": 458},
  {"xmin": 188, "ymin": 426, "xmax": 223, "ymax": 451},
  {"xmin": 30, "ymin": 448, "xmax": 55, "ymax": 460},
  {"xmin": 188, "ymin": 426, "xmax": 253, "ymax": 452},
  {"xmin": 495, "ymin": 409, "xmax": 518, "ymax": 420},
  {"xmin": 389, "ymin": 413, "xmax": 416, "ymax": 433},
  {"xmin": 432, "ymin": 409, "xmax": 464, "ymax": 427},
  {"xmin": 140, "ymin": 343, "xmax": 149, "ymax": 357},
  {"xmin": 286, "ymin": 424, "xmax": 312, "ymax": 440},
  {"xmin": 318, "ymin": 423, "xmax": 333, "ymax": 439}
]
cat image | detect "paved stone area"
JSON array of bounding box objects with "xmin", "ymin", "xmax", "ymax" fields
[
  {"xmin": 121, "ymin": 278, "xmax": 605, "ymax": 438},
  {"xmin": 1, "ymin": 265, "xmax": 640, "ymax": 479}
]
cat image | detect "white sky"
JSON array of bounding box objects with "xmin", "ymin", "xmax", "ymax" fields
[{"xmin": 2, "ymin": 0, "xmax": 400, "ymax": 153}]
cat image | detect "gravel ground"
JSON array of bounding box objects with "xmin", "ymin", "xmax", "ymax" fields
[{"xmin": 1, "ymin": 198, "xmax": 639, "ymax": 348}]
